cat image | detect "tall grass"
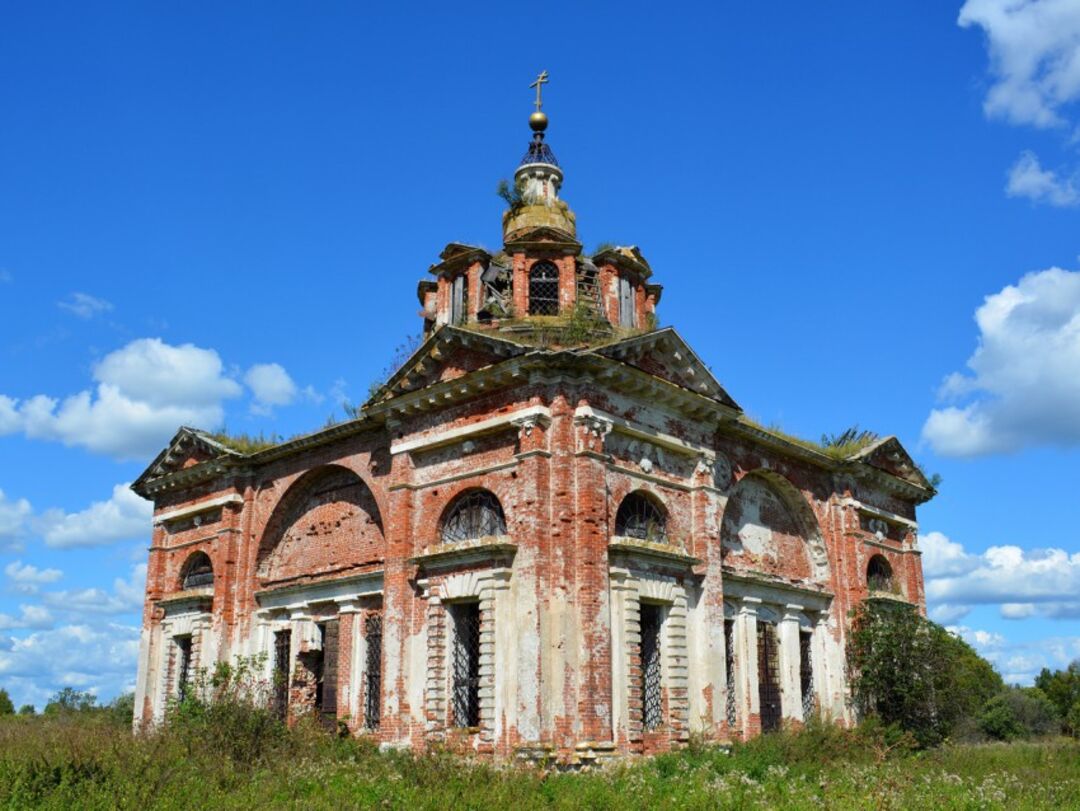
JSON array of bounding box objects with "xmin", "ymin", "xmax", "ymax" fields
[{"xmin": 1, "ymin": 711, "xmax": 1079, "ymax": 810}]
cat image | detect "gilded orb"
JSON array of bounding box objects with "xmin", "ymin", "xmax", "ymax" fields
[{"xmin": 529, "ymin": 111, "xmax": 548, "ymax": 132}]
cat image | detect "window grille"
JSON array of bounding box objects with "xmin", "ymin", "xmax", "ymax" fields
[
  {"xmin": 450, "ymin": 602, "xmax": 481, "ymax": 728},
  {"xmin": 757, "ymin": 622, "xmax": 781, "ymax": 733},
  {"xmin": 180, "ymin": 552, "xmax": 213, "ymax": 590},
  {"xmin": 317, "ymin": 620, "xmax": 339, "ymax": 730},
  {"xmin": 800, "ymin": 630, "xmax": 815, "ymax": 720},
  {"xmin": 724, "ymin": 619, "xmax": 737, "ymax": 729},
  {"xmin": 364, "ymin": 614, "xmax": 382, "ymax": 730},
  {"xmin": 441, "ymin": 490, "xmax": 506, "ymax": 543},
  {"xmin": 615, "ymin": 492, "xmax": 668, "ymax": 544},
  {"xmin": 528, "ymin": 261, "xmax": 560, "ymax": 316},
  {"xmin": 640, "ymin": 603, "xmax": 664, "ymax": 730},
  {"xmin": 273, "ymin": 630, "xmax": 291, "ymax": 721},
  {"xmin": 175, "ymin": 636, "xmax": 193, "ymax": 702},
  {"xmin": 867, "ymin": 555, "xmax": 894, "ymax": 592}
]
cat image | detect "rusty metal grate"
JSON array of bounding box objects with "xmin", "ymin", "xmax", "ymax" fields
[
  {"xmin": 757, "ymin": 621, "xmax": 781, "ymax": 733},
  {"xmin": 176, "ymin": 636, "xmax": 192, "ymax": 702},
  {"xmin": 616, "ymin": 492, "xmax": 668, "ymax": 544},
  {"xmin": 365, "ymin": 614, "xmax": 382, "ymax": 730},
  {"xmin": 450, "ymin": 602, "xmax": 481, "ymax": 728},
  {"xmin": 800, "ymin": 630, "xmax": 815, "ymax": 720},
  {"xmin": 640, "ymin": 603, "xmax": 663, "ymax": 730},
  {"xmin": 528, "ymin": 262, "xmax": 560, "ymax": 316},
  {"xmin": 441, "ymin": 490, "xmax": 506, "ymax": 543},
  {"xmin": 724, "ymin": 619, "xmax": 737, "ymax": 729},
  {"xmin": 273, "ymin": 630, "xmax": 291, "ymax": 721}
]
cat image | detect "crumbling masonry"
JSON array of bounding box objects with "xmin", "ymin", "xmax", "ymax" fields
[{"xmin": 132, "ymin": 101, "xmax": 933, "ymax": 762}]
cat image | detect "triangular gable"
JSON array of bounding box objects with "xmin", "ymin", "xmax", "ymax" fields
[
  {"xmin": 132, "ymin": 427, "xmax": 240, "ymax": 495},
  {"xmin": 591, "ymin": 327, "xmax": 740, "ymax": 409},
  {"xmin": 849, "ymin": 436, "xmax": 933, "ymax": 490},
  {"xmin": 368, "ymin": 326, "xmax": 530, "ymax": 405}
]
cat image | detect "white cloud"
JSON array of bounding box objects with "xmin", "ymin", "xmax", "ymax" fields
[
  {"xmin": 0, "ymin": 338, "xmax": 243, "ymax": 460},
  {"xmin": 945, "ymin": 627, "xmax": 1080, "ymax": 685},
  {"xmin": 1006, "ymin": 150, "xmax": 1079, "ymax": 206},
  {"xmin": 1001, "ymin": 602, "xmax": 1037, "ymax": 619},
  {"xmin": 0, "ymin": 622, "xmax": 140, "ymax": 710},
  {"xmin": 922, "ymin": 267, "xmax": 1080, "ymax": 456},
  {"xmin": 930, "ymin": 603, "xmax": 972, "ymax": 624},
  {"xmin": 0, "ymin": 489, "xmax": 32, "ymax": 552},
  {"xmin": 57, "ymin": 292, "xmax": 113, "ymax": 319},
  {"xmin": 42, "ymin": 563, "xmax": 146, "ymax": 616},
  {"xmin": 0, "ymin": 604, "xmax": 54, "ymax": 631},
  {"xmin": 921, "ymin": 530, "xmax": 1080, "ymax": 620},
  {"xmin": 245, "ymin": 362, "xmax": 298, "ymax": 414},
  {"xmin": 35, "ymin": 483, "xmax": 151, "ymax": 549},
  {"xmin": 959, "ymin": 0, "xmax": 1080, "ymax": 130},
  {"xmin": 4, "ymin": 561, "xmax": 63, "ymax": 585}
]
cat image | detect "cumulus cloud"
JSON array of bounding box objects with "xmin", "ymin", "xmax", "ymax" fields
[
  {"xmin": 1006, "ymin": 150, "xmax": 1079, "ymax": 206},
  {"xmin": 0, "ymin": 489, "xmax": 32, "ymax": 552},
  {"xmin": 921, "ymin": 530, "xmax": 1080, "ymax": 621},
  {"xmin": 57, "ymin": 292, "xmax": 113, "ymax": 319},
  {"xmin": 4, "ymin": 561, "xmax": 63, "ymax": 585},
  {"xmin": 958, "ymin": 0, "xmax": 1080, "ymax": 130},
  {"xmin": 0, "ymin": 604, "xmax": 54, "ymax": 631},
  {"xmin": 35, "ymin": 483, "xmax": 151, "ymax": 549},
  {"xmin": 946, "ymin": 626, "xmax": 1080, "ymax": 684},
  {"xmin": 41, "ymin": 563, "xmax": 146, "ymax": 616},
  {"xmin": 0, "ymin": 622, "xmax": 140, "ymax": 710},
  {"xmin": 0, "ymin": 338, "xmax": 242, "ymax": 460},
  {"xmin": 245, "ymin": 362, "xmax": 298, "ymax": 414},
  {"xmin": 922, "ymin": 267, "xmax": 1080, "ymax": 456}
]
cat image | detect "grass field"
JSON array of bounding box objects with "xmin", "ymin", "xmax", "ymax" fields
[{"xmin": 2, "ymin": 713, "xmax": 1079, "ymax": 810}]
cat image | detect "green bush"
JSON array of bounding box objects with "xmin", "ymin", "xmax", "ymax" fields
[
  {"xmin": 0, "ymin": 688, "xmax": 13, "ymax": 715},
  {"xmin": 847, "ymin": 600, "xmax": 1002, "ymax": 747}
]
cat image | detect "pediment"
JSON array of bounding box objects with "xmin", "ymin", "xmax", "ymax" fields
[
  {"xmin": 369, "ymin": 326, "xmax": 529, "ymax": 405},
  {"xmin": 850, "ymin": 436, "xmax": 932, "ymax": 490},
  {"xmin": 591, "ymin": 328, "xmax": 739, "ymax": 409},
  {"xmin": 132, "ymin": 428, "xmax": 240, "ymax": 495}
]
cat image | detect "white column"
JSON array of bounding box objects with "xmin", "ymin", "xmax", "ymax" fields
[
  {"xmin": 608, "ymin": 567, "xmax": 633, "ymax": 743},
  {"xmin": 778, "ymin": 604, "xmax": 804, "ymax": 722},
  {"xmin": 734, "ymin": 597, "xmax": 760, "ymax": 737}
]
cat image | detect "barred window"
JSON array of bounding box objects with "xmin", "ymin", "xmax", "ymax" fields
[
  {"xmin": 724, "ymin": 619, "xmax": 737, "ymax": 729},
  {"xmin": 272, "ymin": 630, "xmax": 291, "ymax": 721},
  {"xmin": 867, "ymin": 555, "xmax": 894, "ymax": 592},
  {"xmin": 615, "ymin": 492, "xmax": 668, "ymax": 544},
  {"xmin": 180, "ymin": 552, "xmax": 213, "ymax": 590},
  {"xmin": 640, "ymin": 603, "xmax": 664, "ymax": 730},
  {"xmin": 800, "ymin": 629, "xmax": 815, "ymax": 720},
  {"xmin": 175, "ymin": 636, "xmax": 193, "ymax": 702},
  {"xmin": 528, "ymin": 261, "xmax": 560, "ymax": 316},
  {"xmin": 364, "ymin": 614, "xmax": 382, "ymax": 730},
  {"xmin": 441, "ymin": 490, "xmax": 506, "ymax": 543},
  {"xmin": 450, "ymin": 602, "xmax": 481, "ymax": 728}
]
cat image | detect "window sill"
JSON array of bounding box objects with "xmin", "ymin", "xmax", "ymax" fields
[
  {"xmin": 609, "ymin": 537, "xmax": 700, "ymax": 566},
  {"xmin": 410, "ymin": 536, "xmax": 517, "ymax": 569}
]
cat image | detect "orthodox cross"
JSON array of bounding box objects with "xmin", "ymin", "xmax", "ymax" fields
[{"xmin": 530, "ymin": 70, "xmax": 549, "ymax": 111}]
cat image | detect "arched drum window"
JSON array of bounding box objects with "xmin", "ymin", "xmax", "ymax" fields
[
  {"xmin": 615, "ymin": 492, "xmax": 668, "ymax": 544},
  {"xmin": 441, "ymin": 490, "xmax": 507, "ymax": 543},
  {"xmin": 528, "ymin": 261, "xmax": 560, "ymax": 316},
  {"xmin": 180, "ymin": 552, "xmax": 214, "ymax": 590}
]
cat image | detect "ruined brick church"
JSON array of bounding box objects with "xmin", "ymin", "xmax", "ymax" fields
[{"xmin": 132, "ymin": 82, "xmax": 934, "ymax": 761}]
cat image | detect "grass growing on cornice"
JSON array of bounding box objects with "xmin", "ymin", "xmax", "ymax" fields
[{"xmin": 208, "ymin": 430, "xmax": 284, "ymax": 455}]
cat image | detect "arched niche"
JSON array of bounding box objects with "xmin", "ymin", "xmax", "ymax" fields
[
  {"xmin": 614, "ymin": 490, "xmax": 670, "ymax": 545},
  {"xmin": 867, "ymin": 554, "xmax": 895, "ymax": 593},
  {"xmin": 720, "ymin": 471, "xmax": 829, "ymax": 583},
  {"xmin": 257, "ymin": 465, "xmax": 384, "ymax": 583}
]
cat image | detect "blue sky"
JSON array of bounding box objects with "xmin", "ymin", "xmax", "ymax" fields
[{"xmin": 2, "ymin": 1, "xmax": 1079, "ymax": 709}]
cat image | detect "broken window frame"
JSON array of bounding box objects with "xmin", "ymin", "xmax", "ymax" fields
[
  {"xmin": 175, "ymin": 635, "xmax": 193, "ymax": 703},
  {"xmin": 180, "ymin": 551, "xmax": 214, "ymax": 590},
  {"xmin": 615, "ymin": 491, "xmax": 669, "ymax": 544},
  {"xmin": 867, "ymin": 554, "xmax": 895, "ymax": 593}
]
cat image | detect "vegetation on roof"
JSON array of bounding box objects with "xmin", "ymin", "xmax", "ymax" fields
[{"xmin": 207, "ymin": 430, "xmax": 284, "ymax": 455}]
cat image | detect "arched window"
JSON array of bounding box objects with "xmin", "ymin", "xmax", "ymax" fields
[
  {"xmin": 867, "ymin": 555, "xmax": 894, "ymax": 592},
  {"xmin": 180, "ymin": 552, "xmax": 214, "ymax": 590},
  {"xmin": 615, "ymin": 492, "xmax": 668, "ymax": 544},
  {"xmin": 528, "ymin": 261, "xmax": 560, "ymax": 316},
  {"xmin": 441, "ymin": 490, "xmax": 506, "ymax": 543}
]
